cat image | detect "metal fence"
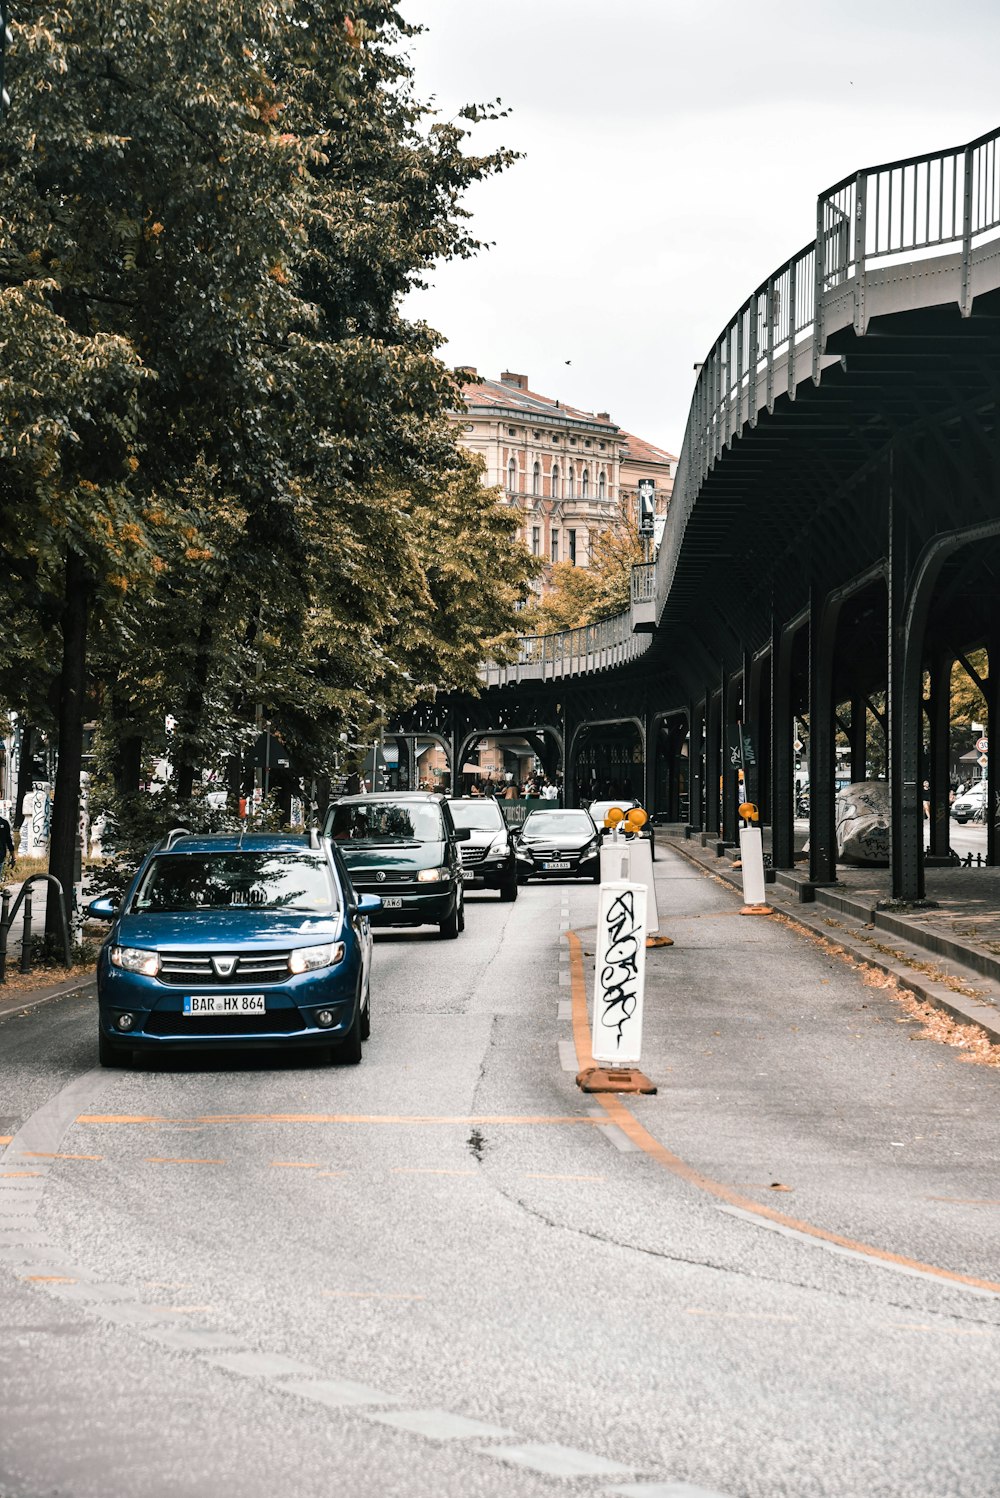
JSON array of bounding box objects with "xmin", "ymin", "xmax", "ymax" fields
[{"xmin": 481, "ymin": 123, "xmax": 1000, "ymax": 689}]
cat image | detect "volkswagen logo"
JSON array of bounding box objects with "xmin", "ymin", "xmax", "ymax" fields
[{"xmin": 376, "ymin": 871, "xmax": 386, "ymax": 882}]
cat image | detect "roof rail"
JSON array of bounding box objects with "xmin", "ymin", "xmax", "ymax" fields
[{"xmin": 163, "ymin": 827, "xmax": 191, "ymax": 850}]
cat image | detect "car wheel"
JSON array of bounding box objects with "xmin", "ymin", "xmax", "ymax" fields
[
  {"xmin": 591, "ymin": 863, "xmax": 601, "ymax": 883},
  {"xmin": 334, "ymin": 1000, "xmax": 363, "ymax": 1064},
  {"xmin": 457, "ymin": 890, "xmax": 466, "ymax": 932},
  {"xmin": 360, "ymin": 985, "xmax": 371, "ymax": 1041},
  {"xmin": 98, "ymin": 1028, "xmax": 129, "ymax": 1068},
  {"xmin": 439, "ymin": 899, "xmax": 460, "ymax": 939},
  {"xmin": 499, "ymin": 870, "xmax": 518, "ymax": 902},
  {"xmin": 516, "ymin": 870, "xmax": 529, "ymax": 886}
]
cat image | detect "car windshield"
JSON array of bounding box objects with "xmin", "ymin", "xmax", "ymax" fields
[
  {"xmin": 131, "ymin": 852, "xmax": 337, "ymax": 914},
  {"xmin": 447, "ymin": 801, "xmax": 504, "ymax": 830},
  {"xmin": 522, "ymin": 812, "xmax": 594, "ymax": 837},
  {"xmin": 589, "ymin": 801, "xmax": 632, "ymax": 821},
  {"xmin": 329, "ymin": 801, "xmax": 445, "ymax": 843}
]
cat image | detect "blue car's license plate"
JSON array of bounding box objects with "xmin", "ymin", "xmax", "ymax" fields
[{"xmin": 183, "ymin": 995, "xmax": 266, "ymax": 1015}]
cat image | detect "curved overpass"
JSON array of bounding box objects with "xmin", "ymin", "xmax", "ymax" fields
[{"xmin": 418, "ymin": 125, "xmax": 1000, "ymax": 901}]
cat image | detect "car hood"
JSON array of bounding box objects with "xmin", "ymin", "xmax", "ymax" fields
[
  {"xmin": 520, "ymin": 831, "xmax": 594, "ymax": 851},
  {"xmin": 457, "ymin": 827, "xmax": 504, "ymax": 847},
  {"xmin": 337, "ymin": 843, "xmax": 446, "ymax": 872},
  {"xmin": 113, "ymin": 910, "xmax": 343, "ymax": 950}
]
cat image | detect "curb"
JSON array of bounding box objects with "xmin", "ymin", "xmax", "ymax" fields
[
  {"xmin": 0, "ymin": 974, "xmax": 96, "ymax": 1020},
  {"xmin": 666, "ymin": 840, "xmax": 1000, "ymax": 1047}
]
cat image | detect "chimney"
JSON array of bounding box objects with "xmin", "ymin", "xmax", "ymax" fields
[
  {"xmin": 597, "ymin": 411, "xmax": 610, "ymax": 422},
  {"xmin": 500, "ymin": 371, "xmax": 528, "ymax": 390}
]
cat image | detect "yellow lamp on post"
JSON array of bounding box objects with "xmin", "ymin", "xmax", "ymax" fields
[{"xmin": 604, "ymin": 807, "xmax": 625, "ymax": 829}]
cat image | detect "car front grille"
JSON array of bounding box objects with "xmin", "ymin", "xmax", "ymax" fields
[
  {"xmin": 526, "ymin": 846, "xmax": 579, "ymax": 861},
  {"xmin": 145, "ymin": 1010, "xmax": 306, "ymax": 1036},
  {"xmin": 158, "ymin": 951, "xmax": 292, "ymax": 986},
  {"xmin": 460, "ymin": 845, "xmax": 488, "ymax": 866}
]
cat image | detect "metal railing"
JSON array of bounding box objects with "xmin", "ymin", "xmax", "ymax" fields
[
  {"xmin": 0, "ymin": 874, "xmax": 73, "ymax": 983},
  {"xmin": 481, "ymin": 123, "xmax": 1000, "ymax": 688}
]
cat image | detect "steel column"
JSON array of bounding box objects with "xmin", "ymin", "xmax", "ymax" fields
[
  {"xmin": 770, "ymin": 616, "xmax": 795, "ymax": 870},
  {"xmin": 888, "ymin": 472, "xmax": 924, "ymax": 901},
  {"xmin": 689, "ymin": 702, "xmax": 704, "ymax": 832},
  {"xmin": 808, "ymin": 585, "xmax": 838, "ymax": 884},
  {"xmin": 722, "ymin": 670, "xmax": 740, "ymax": 844},
  {"xmin": 705, "ymin": 688, "xmax": 721, "ymax": 838},
  {"xmin": 928, "ymin": 651, "xmax": 952, "ymax": 859},
  {"xmin": 849, "ymin": 692, "xmax": 867, "ymax": 783}
]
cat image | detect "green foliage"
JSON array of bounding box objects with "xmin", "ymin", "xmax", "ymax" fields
[
  {"xmin": 521, "ymin": 517, "xmax": 645, "ymax": 633},
  {"xmin": 0, "ymin": 4, "xmax": 531, "ymax": 807}
]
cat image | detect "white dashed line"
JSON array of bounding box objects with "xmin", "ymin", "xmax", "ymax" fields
[
  {"xmin": 365, "ymin": 1409, "xmax": 514, "ymax": 1440},
  {"xmin": 481, "ymin": 1442, "xmax": 634, "ymax": 1478},
  {"xmin": 587, "ymin": 1107, "xmax": 641, "ymax": 1153},
  {"xmin": 558, "ymin": 1039, "xmax": 578, "ymax": 1072},
  {"xmin": 608, "ymin": 1483, "xmax": 735, "ymax": 1497},
  {"xmin": 201, "ymin": 1350, "xmax": 321, "ymax": 1379},
  {"xmin": 280, "ymin": 1377, "xmax": 403, "ymax": 1410}
]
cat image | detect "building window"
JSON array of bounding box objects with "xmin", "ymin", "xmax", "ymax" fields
[
  {"xmin": 551, "ymin": 529, "xmax": 559, "ymax": 562},
  {"xmin": 598, "ymin": 469, "xmax": 606, "ymax": 499},
  {"xmin": 581, "ymin": 469, "xmax": 589, "ymax": 499},
  {"xmin": 551, "ymin": 464, "xmax": 560, "ymax": 499},
  {"xmin": 508, "ymin": 426, "xmax": 516, "ymax": 436},
  {"xmin": 531, "ymin": 526, "xmax": 540, "ymax": 557},
  {"xmin": 568, "ymin": 529, "xmax": 577, "ymax": 564},
  {"xmin": 570, "ymin": 436, "xmax": 577, "ymax": 445},
  {"xmin": 532, "ymin": 461, "xmax": 540, "ymax": 496},
  {"xmin": 507, "ymin": 458, "xmax": 517, "ymax": 493},
  {"xmin": 568, "ymin": 467, "xmax": 575, "ymax": 499},
  {"xmin": 585, "ymin": 439, "xmax": 592, "ymax": 448}
]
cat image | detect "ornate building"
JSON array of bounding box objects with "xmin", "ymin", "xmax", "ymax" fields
[{"xmin": 451, "ymin": 370, "xmax": 675, "ymax": 575}]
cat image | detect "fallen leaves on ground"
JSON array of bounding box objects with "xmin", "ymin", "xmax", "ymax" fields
[{"xmin": 0, "ymin": 965, "xmax": 94, "ymax": 1000}]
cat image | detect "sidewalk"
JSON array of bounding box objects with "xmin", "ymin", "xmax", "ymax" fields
[{"xmin": 664, "ymin": 828, "xmax": 1000, "ymax": 1046}]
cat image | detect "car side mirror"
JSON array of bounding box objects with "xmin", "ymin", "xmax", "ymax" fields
[
  {"xmin": 88, "ymin": 897, "xmax": 118, "ymax": 921},
  {"xmin": 356, "ymin": 893, "xmax": 382, "ymax": 915},
  {"xmin": 452, "ymin": 827, "xmax": 471, "ymax": 842}
]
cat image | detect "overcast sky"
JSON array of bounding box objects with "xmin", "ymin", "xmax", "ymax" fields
[{"xmin": 398, "ymin": 0, "xmax": 1000, "ymax": 453}]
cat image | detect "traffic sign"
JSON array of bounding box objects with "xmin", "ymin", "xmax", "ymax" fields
[
  {"xmin": 978, "ymin": 754, "xmax": 989, "ymax": 767},
  {"xmin": 976, "ymin": 736, "xmax": 989, "ymax": 754}
]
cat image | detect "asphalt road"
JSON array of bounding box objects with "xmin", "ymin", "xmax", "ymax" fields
[{"xmin": 2, "ymin": 850, "xmax": 999, "ymax": 1498}]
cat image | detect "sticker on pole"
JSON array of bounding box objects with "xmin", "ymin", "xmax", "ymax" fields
[{"xmin": 591, "ymin": 880, "xmax": 648, "ymax": 1068}]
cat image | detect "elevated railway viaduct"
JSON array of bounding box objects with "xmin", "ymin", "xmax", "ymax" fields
[{"xmin": 398, "ymin": 126, "xmax": 1000, "ymax": 903}]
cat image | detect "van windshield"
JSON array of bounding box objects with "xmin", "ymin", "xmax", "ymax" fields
[{"xmin": 329, "ymin": 801, "xmax": 445, "ymax": 844}]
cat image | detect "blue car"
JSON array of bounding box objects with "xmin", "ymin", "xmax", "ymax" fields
[{"xmin": 88, "ymin": 832, "xmax": 380, "ymax": 1068}]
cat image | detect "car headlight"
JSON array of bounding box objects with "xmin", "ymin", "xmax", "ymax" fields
[
  {"xmin": 582, "ymin": 839, "xmax": 599, "ymax": 857},
  {"xmin": 288, "ymin": 942, "xmax": 345, "ymax": 974},
  {"xmin": 110, "ymin": 946, "xmax": 160, "ymax": 977},
  {"xmin": 417, "ymin": 868, "xmax": 446, "ymax": 883},
  {"xmin": 488, "ymin": 834, "xmax": 510, "ymax": 855}
]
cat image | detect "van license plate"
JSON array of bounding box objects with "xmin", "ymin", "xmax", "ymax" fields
[{"xmin": 183, "ymin": 995, "xmax": 266, "ymax": 1015}]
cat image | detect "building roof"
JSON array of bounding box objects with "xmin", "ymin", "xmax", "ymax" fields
[
  {"xmin": 457, "ymin": 373, "xmax": 615, "ymax": 429},
  {"xmin": 619, "ymin": 430, "xmax": 677, "ymax": 467},
  {"xmin": 454, "ymin": 370, "xmax": 676, "ymax": 464}
]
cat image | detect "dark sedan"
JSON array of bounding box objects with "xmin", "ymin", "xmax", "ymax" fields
[{"xmin": 514, "ymin": 809, "xmax": 601, "ymax": 883}]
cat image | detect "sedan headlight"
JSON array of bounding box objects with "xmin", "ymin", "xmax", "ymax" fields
[
  {"xmin": 110, "ymin": 946, "xmax": 160, "ymax": 977},
  {"xmin": 582, "ymin": 839, "xmax": 600, "ymax": 857},
  {"xmin": 288, "ymin": 942, "xmax": 345, "ymax": 974},
  {"xmin": 488, "ymin": 833, "xmax": 510, "ymax": 855},
  {"xmin": 417, "ymin": 868, "xmax": 446, "ymax": 883}
]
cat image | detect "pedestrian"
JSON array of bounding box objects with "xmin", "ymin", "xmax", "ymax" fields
[
  {"xmin": 470, "ymin": 781, "xmax": 482, "ymax": 797},
  {"xmin": 0, "ymin": 812, "xmax": 14, "ymax": 873}
]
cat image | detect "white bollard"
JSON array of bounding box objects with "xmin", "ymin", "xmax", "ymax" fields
[
  {"xmin": 738, "ymin": 823, "xmax": 768, "ymax": 908},
  {"xmin": 591, "ymin": 879, "xmax": 648, "ymax": 1069}
]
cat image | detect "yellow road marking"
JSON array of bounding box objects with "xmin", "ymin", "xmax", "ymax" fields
[
  {"xmin": 566, "ymin": 929, "xmax": 1000, "ymax": 1299},
  {"xmin": 270, "ymin": 1161, "xmax": 323, "ymax": 1169},
  {"xmin": 0, "ymin": 1170, "xmax": 42, "ymax": 1177},
  {"xmin": 23, "ymin": 1275, "xmax": 77, "ymax": 1284},
  {"xmin": 0, "ymin": 1135, "xmax": 13, "ymax": 1145},
  {"xmin": 23, "ymin": 1152, "xmax": 103, "ymax": 1161},
  {"xmin": 144, "ymin": 1157, "xmax": 225, "ymax": 1166},
  {"xmin": 80, "ymin": 1113, "xmax": 600, "ymax": 1128}
]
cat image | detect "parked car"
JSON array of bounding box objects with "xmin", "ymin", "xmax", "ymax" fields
[
  {"xmin": 587, "ymin": 798, "xmax": 656, "ymax": 861},
  {"xmin": 446, "ymin": 797, "xmax": 518, "ymax": 901},
  {"xmin": 514, "ymin": 808, "xmax": 601, "ymax": 883},
  {"xmin": 953, "ymin": 781, "xmax": 988, "ymax": 823},
  {"xmin": 325, "ymin": 792, "xmax": 469, "ymax": 938},
  {"xmin": 89, "ymin": 832, "xmax": 379, "ymax": 1068}
]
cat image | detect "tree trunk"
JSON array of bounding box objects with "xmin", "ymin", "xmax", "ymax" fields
[
  {"xmin": 13, "ymin": 724, "xmax": 36, "ymax": 829},
  {"xmin": 47, "ymin": 552, "xmax": 89, "ymax": 943},
  {"xmin": 173, "ymin": 599, "xmax": 219, "ymax": 802}
]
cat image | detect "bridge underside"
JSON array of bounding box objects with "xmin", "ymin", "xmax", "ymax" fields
[{"xmin": 401, "ymin": 287, "xmax": 1000, "ymax": 901}]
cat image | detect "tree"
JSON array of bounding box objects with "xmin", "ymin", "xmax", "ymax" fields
[
  {"xmin": 521, "ymin": 515, "xmax": 645, "ymax": 633},
  {"xmin": 0, "ymin": 3, "xmax": 531, "ymax": 898}
]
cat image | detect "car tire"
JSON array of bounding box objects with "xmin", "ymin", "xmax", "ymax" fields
[
  {"xmin": 439, "ymin": 899, "xmax": 460, "ymax": 939},
  {"xmin": 360, "ymin": 986, "xmax": 371, "ymax": 1041},
  {"xmin": 591, "ymin": 864, "xmax": 601, "ymax": 883},
  {"xmin": 457, "ymin": 890, "xmax": 466, "ymax": 932},
  {"xmin": 334, "ymin": 1001, "xmax": 363, "ymax": 1064},
  {"xmin": 499, "ymin": 870, "xmax": 518, "ymax": 902},
  {"xmin": 98, "ymin": 1029, "xmax": 129, "ymax": 1068},
  {"xmin": 516, "ymin": 870, "xmax": 529, "ymax": 886}
]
